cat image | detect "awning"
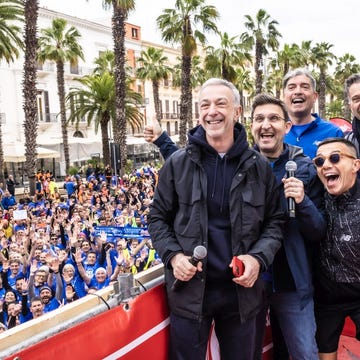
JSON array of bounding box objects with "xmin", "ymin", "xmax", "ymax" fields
[{"xmin": 4, "ymin": 143, "xmax": 60, "ymax": 163}]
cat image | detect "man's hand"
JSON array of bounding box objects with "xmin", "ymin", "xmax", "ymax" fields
[
  {"xmin": 144, "ymin": 120, "xmax": 163, "ymax": 143},
  {"xmin": 282, "ymin": 176, "xmax": 305, "ymax": 204},
  {"xmin": 231, "ymin": 255, "xmax": 260, "ymax": 288},
  {"xmin": 170, "ymin": 253, "xmax": 202, "ymax": 282}
]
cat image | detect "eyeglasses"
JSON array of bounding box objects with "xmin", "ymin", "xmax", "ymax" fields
[
  {"xmin": 252, "ymin": 114, "xmax": 285, "ymax": 123},
  {"xmin": 313, "ymin": 152, "xmax": 356, "ymax": 168}
]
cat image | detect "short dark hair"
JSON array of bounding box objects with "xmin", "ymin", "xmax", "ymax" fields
[
  {"xmin": 317, "ymin": 137, "xmax": 358, "ymax": 157},
  {"xmin": 251, "ymin": 93, "xmax": 289, "ymax": 122},
  {"xmin": 345, "ymin": 73, "xmax": 360, "ymax": 99},
  {"xmin": 283, "ymin": 68, "xmax": 316, "ymax": 90}
]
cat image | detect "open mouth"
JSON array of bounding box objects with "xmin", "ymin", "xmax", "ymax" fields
[
  {"xmin": 260, "ymin": 133, "xmax": 274, "ymax": 139},
  {"xmin": 292, "ymin": 98, "xmax": 304, "ymax": 104},
  {"xmin": 325, "ymin": 173, "xmax": 339, "ymax": 186},
  {"xmin": 206, "ymin": 119, "xmax": 223, "ymax": 125}
]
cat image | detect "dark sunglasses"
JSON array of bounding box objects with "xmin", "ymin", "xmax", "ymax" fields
[{"xmin": 313, "ymin": 152, "xmax": 356, "ymax": 168}]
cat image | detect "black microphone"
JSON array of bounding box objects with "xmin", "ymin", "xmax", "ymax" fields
[
  {"xmin": 285, "ymin": 160, "xmax": 298, "ymax": 218},
  {"xmin": 171, "ymin": 245, "xmax": 207, "ymax": 292}
]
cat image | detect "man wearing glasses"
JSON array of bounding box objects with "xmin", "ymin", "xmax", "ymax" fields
[{"xmin": 313, "ymin": 137, "xmax": 360, "ymax": 360}]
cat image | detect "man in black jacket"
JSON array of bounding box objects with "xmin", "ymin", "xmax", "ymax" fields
[
  {"xmin": 313, "ymin": 137, "xmax": 360, "ymax": 360},
  {"xmin": 344, "ymin": 73, "xmax": 360, "ymax": 156},
  {"xmin": 148, "ymin": 78, "xmax": 284, "ymax": 360}
]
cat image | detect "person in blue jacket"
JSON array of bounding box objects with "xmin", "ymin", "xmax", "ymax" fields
[
  {"xmin": 144, "ymin": 93, "xmax": 327, "ymax": 359},
  {"xmin": 283, "ymin": 68, "xmax": 343, "ymax": 159}
]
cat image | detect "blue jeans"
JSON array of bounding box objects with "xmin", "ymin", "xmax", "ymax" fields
[{"xmin": 271, "ymin": 291, "xmax": 318, "ymax": 360}]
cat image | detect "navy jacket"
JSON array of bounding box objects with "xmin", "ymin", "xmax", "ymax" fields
[
  {"xmin": 149, "ymin": 124, "xmax": 284, "ymax": 322},
  {"xmin": 258, "ymin": 144, "xmax": 326, "ymax": 307}
]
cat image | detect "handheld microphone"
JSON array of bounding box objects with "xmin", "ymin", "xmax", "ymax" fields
[
  {"xmin": 285, "ymin": 160, "xmax": 297, "ymax": 218},
  {"xmin": 171, "ymin": 245, "xmax": 207, "ymax": 292}
]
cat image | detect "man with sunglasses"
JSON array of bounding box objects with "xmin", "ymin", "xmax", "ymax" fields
[{"xmin": 313, "ymin": 137, "xmax": 360, "ymax": 360}]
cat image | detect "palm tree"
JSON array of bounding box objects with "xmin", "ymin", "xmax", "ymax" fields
[
  {"xmin": 0, "ymin": 0, "xmax": 23, "ymax": 62},
  {"xmin": 172, "ymin": 55, "xmax": 206, "ymax": 90},
  {"xmin": 0, "ymin": 0, "xmax": 23, "ymax": 184},
  {"xmin": 334, "ymin": 54, "xmax": 360, "ymax": 119},
  {"xmin": 204, "ymin": 32, "xmax": 251, "ymax": 83},
  {"xmin": 310, "ymin": 42, "xmax": 336, "ymax": 119},
  {"xmin": 101, "ymin": 0, "xmax": 135, "ymax": 176},
  {"xmin": 66, "ymin": 72, "xmax": 143, "ymax": 167},
  {"xmin": 136, "ymin": 46, "xmax": 172, "ymax": 124},
  {"xmin": 38, "ymin": 18, "xmax": 84, "ymax": 175},
  {"xmin": 157, "ymin": 0, "xmax": 219, "ymax": 147},
  {"xmin": 23, "ymin": 0, "xmax": 39, "ymax": 196},
  {"xmin": 235, "ymin": 67, "xmax": 253, "ymax": 124},
  {"xmin": 240, "ymin": 9, "xmax": 281, "ymax": 95}
]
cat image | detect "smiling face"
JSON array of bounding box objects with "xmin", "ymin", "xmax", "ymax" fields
[
  {"xmin": 315, "ymin": 142, "xmax": 360, "ymax": 196},
  {"xmin": 348, "ymin": 81, "xmax": 360, "ymax": 120},
  {"xmin": 198, "ymin": 83, "xmax": 241, "ymax": 152},
  {"xmin": 283, "ymin": 74, "xmax": 317, "ymax": 123},
  {"xmin": 251, "ymin": 104, "xmax": 291, "ymax": 158}
]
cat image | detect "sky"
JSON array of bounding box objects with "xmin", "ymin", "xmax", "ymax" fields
[{"xmin": 40, "ymin": 0, "xmax": 360, "ymax": 62}]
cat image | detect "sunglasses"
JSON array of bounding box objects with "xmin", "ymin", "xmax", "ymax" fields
[{"xmin": 313, "ymin": 152, "xmax": 356, "ymax": 168}]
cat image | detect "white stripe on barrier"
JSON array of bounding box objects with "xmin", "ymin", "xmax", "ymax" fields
[{"xmin": 103, "ymin": 317, "xmax": 170, "ymax": 360}]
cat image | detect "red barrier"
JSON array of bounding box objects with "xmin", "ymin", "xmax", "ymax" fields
[
  {"xmin": 4, "ymin": 285, "xmax": 169, "ymax": 360},
  {"xmin": 5, "ymin": 284, "xmax": 273, "ymax": 360}
]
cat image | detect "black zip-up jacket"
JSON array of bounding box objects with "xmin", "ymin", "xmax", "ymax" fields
[{"xmin": 148, "ymin": 124, "xmax": 284, "ymax": 323}]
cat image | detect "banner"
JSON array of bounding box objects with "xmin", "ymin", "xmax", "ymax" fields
[{"xmin": 93, "ymin": 225, "xmax": 150, "ymax": 242}]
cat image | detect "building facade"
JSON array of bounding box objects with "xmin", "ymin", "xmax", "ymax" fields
[{"xmin": 1, "ymin": 7, "xmax": 200, "ymax": 179}]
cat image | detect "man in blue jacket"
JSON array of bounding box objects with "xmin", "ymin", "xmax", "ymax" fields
[
  {"xmin": 283, "ymin": 68, "xmax": 343, "ymax": 159},
  {"xmin": 148, "ymin": 78, "xmax": 284, "ymax": 360},
  {"xmin": 145, "ymin": 93, "xmax": 326, "ymax": 359}
]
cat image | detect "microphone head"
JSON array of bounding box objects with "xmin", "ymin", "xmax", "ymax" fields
[
  {"xmin": 193, "ymin": 245, "xmax": 207, "ymax": 260},
  {"xmin": 285, "ymin": 160, "xmax": 297, "ymax": 172}
]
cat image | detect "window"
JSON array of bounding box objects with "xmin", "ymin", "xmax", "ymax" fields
[
  {"xmin": 37, "ymin": 90, "xmax": 50, "ymax": 122},
  {"xmin": 165, "ymin": 100, "xmax": 170, "ymax": 118},
  {"xmin": 131, "ymin": 27, "xmax": 138, "ymax": 39},
  {"xmin": 70, "ymin": 59, "xmax": 79, "ymax": 74}
]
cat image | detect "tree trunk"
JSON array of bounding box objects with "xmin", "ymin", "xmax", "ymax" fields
[
  {"xmin": 318, "ymin": 71, "xmax": 327, "ymax": 119},
  {"xmin": 0, "ymin": 119, "xmax": 4, "ymax": 184},
  {"xmin": 179, "ymin": 54, "xmax": 192, "ymax": 147},
  {"xmin": 101, "ymin": 113, "xmax": 111, "ymax": 166},
  {"xmin": 112, "ymin": 1, "xmax": 127, "ymax": 176},
  {"xmin": 56, "ymin": 60, "xmax": 70, "ymax": 174},
  {"xmin": 152, "ymin": 81, "xmax": 161, "ymax": 124},
  {"xmin": 255, "ymin": 43, "xmax": 263, "ymax": 95},
  {"xmin": 23, "ymin": 0, "xmax": 39, "ymax": 196}
]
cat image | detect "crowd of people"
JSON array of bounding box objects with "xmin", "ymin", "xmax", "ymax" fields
[{"xmin": 0, "ymin": 164, "xmax": 161, "ymax": 333}]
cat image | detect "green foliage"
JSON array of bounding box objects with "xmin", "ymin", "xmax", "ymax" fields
[
  {"xmin": 326, "ymin": 99, "xmax": 345, "ymax": 119},
  {"xmin": 124, "ymin": 159, "xmax": 133, "ymax": 175},
  {"xmin": 69, "ymin": 166, "xmax": 79, "ymax": 176}
]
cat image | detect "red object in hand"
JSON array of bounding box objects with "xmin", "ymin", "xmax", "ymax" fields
[{"xmin": 232, "ymin": 256, "xmax": 244, "ymax": 277}]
